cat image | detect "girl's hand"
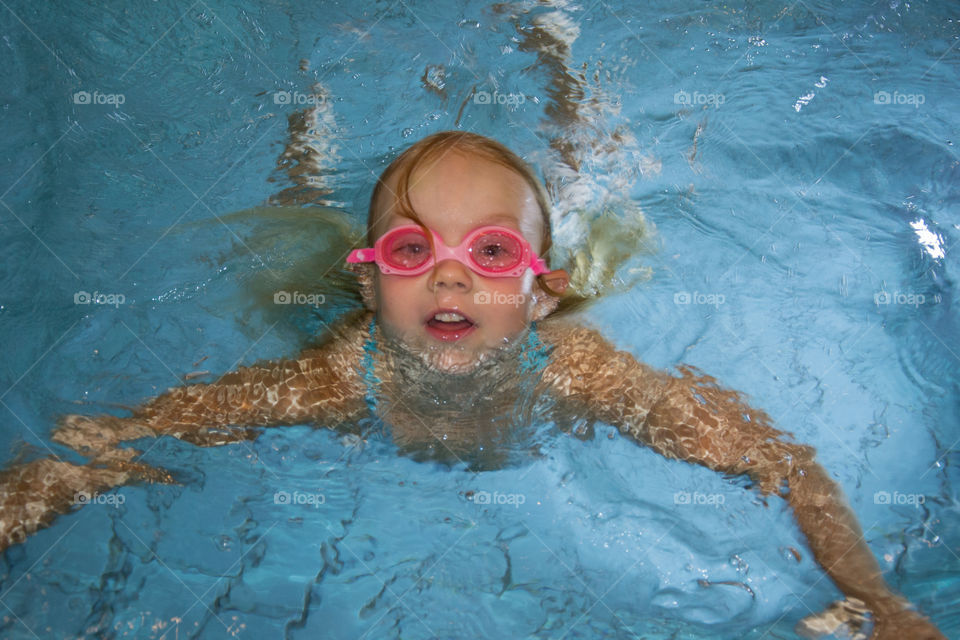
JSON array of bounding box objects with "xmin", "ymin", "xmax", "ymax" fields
[
  {"xmin": 870, "ymin": 608, "xmax": 946, "ymax": 640},
  {"xmin": 53, "ymin": 414, "xmax": 155, "ymax": 455}
]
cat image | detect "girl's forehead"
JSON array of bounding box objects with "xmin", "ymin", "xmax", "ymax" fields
[
  {"xmin": 378, "ymin": 209, "xmax": 542, "ymax": 247},
  {"xmin": 372, "ymin": 155, "xmax": 544, "ymax": 244}
]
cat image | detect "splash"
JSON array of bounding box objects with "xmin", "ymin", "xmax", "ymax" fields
[
  {"xmin": 510, "ymin": 2, "xmax": 658, "ymax": 306},
  {"xmin": 910, "ymin": 218, "xmax": 945, "ymax": 260},
  {"xmin": 269, "ymin": 84, "xmax": 345, "ymax": 207}
]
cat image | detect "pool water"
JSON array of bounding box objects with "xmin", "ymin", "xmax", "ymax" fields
[{"xmin": 1, "ymin": 1, "xmax": 958, "ymax": 638}]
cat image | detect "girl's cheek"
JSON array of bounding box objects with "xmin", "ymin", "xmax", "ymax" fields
[
  {"xmin": 376, "ymin": 275, "xmax": 415, "ymax": 309},
  {"xmin": 518, "ymin": 270, "xmax": 536, "ymax": 295},
  {"xmin": 484, "ymin": 271, "xmax": 534, "ymax": 296}
]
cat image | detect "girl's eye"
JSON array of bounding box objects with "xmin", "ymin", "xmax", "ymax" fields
[
  {"xmin": 385, "ymin": 231, "xmax": 431, "ymax": 267},
  {"xmin": 471, "ymin": 233, "xmax": 522, "ymax": 269}
]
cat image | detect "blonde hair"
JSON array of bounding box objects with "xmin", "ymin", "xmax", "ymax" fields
[{"xmin": 367, "ymin": 131, "xmax": 555, "ymax": 258}]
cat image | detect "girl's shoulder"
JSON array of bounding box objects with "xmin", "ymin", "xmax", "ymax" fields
[
  {"xmin": 297, "ymin": 310, "xmax": 373, "ymax": 363},
  {"xmin": 536, "ymin": 317, "xmax": 665, "ymax": 388},
  {"xmin": 536, "ymin": 317, "xmax": 613, "ymax": 354}
]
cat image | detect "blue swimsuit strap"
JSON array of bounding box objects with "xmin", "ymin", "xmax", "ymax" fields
[
  {"xmin": 360, "ymin": 319, "xmax": 551, "ymax": 414},
  {"xmin": 518, "ymin": 321, "xmax": 551, "ymax": 374},
  {"xmin": 362, "ymin": 317, "xmax": 382, "ymax": 415}
]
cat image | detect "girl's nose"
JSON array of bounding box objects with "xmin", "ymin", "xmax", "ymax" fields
[{"xmin": 429, "ymin": 259, "xmax": 473, "ymax": 291}]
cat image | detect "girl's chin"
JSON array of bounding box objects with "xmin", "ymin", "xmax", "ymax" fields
[
  {"xmin": 380, "ymin": 324, "xmax": 519, "ymax": 374},
  {"xmin": 415, "ymin": 338, "xmax": 491, "ymax": 374}
]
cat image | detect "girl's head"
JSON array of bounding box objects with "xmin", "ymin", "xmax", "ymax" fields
[{"xmin": 354, "ymin": 131, "xmax": 569, "ymax": 372}]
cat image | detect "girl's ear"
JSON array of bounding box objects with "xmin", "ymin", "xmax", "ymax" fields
[
  {"xmin": 530, "ymin": 269, "xmax": 569, "ymax": 321},
  {"xmin": 539, "ymin": 269, "xmax": 569, "ymax": 296},
  {"xmin": 349, "ymin": 263, "xmax": 378, "ymax": 311}
]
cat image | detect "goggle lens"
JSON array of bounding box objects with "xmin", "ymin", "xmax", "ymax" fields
[
  {"xmin": 383, "ymin": 229, "xmax": 432, "ymax": 270},
  {"xmin": 469, "ymin": 232, "xmax": 524, "ymax": 273}
]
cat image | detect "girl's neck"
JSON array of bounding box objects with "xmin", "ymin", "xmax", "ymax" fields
[{"xmin": 365, "ymin": 321, "xmax": 551, "ymax": 464}]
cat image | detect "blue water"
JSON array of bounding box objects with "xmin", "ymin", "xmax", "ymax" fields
[{"xmin": 1, "ymin": 1, "xmax": 958, "ymax": 638}]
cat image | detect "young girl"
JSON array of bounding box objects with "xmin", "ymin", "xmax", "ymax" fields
[{"xmin": 0, "ymin": 132, "xmax": 945, "ymax": 639}]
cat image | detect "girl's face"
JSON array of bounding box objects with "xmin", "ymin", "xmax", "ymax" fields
[{"xmin": 370, "ymin": 151, "xmax": 555, "ymax": 372}]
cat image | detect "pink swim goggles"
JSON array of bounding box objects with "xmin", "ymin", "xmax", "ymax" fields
[{"xmin": 347, "ymin": 225, "xmax": 549, "ymax": 278}]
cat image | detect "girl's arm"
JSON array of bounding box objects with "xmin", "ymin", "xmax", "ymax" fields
[
  {"xmin": 539, "ymin": 323, "xmax": 944, "ymax": 640},
  {"xmin": 51, "ymin": 313, "xmax": 370, "ymax": 455},
  {"xmin": 0, "ymin": 452, "xmax": 172, "ymax": 552},
  {"xmin": 0, "ymin": 314, "xmax": 370, "ymax": 553}
]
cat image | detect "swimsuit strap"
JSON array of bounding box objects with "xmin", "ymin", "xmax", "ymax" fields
[
  {"xmin": 518, "ymin": 321, "xmax": 552, "ymax": 374},
  {"xmin": 361, "ymin": 317, "xmax": 381, "ymax": 415}
]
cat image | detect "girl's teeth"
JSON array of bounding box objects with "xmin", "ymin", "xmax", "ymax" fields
[{"xmin": 434, "ymin": 312, "xmax": 465, "ymax": 322}]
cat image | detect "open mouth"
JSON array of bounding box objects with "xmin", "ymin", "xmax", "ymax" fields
[{"xmin": 424, "ymin": 309, "xmax": 476, "ymax": 342}]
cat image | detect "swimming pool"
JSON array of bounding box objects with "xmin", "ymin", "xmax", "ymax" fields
[{"xmin": 1, "ymin": 0, "xmax": 957, "ymax": 638}]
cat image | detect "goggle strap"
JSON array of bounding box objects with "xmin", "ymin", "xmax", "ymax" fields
[
  {"xmin": 346, "ymin": 248, "xmax": 375, "ymax": 264},
  {"xmin": 530, "ymin": 257, "xmax": 550, "ymax": 275}
]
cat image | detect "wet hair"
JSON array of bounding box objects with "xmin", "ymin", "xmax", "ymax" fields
[{"xmin": 367, "ymin": 131, "xmax": 554, "ymax": 260}]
